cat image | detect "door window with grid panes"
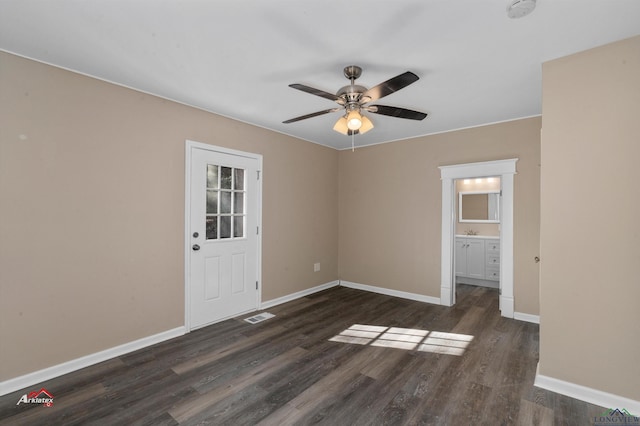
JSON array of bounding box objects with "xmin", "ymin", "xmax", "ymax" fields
[{"xmin": 206, "ymin": 165, "xmax": 245, "ymax": 240}]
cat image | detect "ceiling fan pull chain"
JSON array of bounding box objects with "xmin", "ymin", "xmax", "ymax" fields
[{"xmin": 352, "ymin": 133, "xmax": 355, "ymax": 152}]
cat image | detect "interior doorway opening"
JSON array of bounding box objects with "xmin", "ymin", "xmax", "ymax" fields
[
  {"xmin": 439, "ymin": 159, "xmax": 517, "ymax": 318},
  {"xmin": 454, "ymin": 176, "xmax": 501, "ymax": 290}
]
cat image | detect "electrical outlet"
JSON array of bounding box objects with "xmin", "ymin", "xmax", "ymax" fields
[{"xmin": 313, "ymin": 263, "xmax": 320, "ymax": 272}]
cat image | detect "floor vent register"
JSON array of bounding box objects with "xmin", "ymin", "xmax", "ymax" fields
[{"xmin": 244, "ymin": 312, "xmax": 275, "ymax": 324}]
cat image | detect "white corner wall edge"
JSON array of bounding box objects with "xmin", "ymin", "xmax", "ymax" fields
[
  {"xmin": 534, "ymin": 364, "xmax": 640, "ymax": 414},
  {"xmin": 0, "ymin": 327, "xmax": 185, "ymax": 397},
  {"xmin": 513, "ymin": 312, "xmax": 540, "ymax": 324},
  {"xmin": 260, "ymin": 280, "xmax": 340, "ymax": 310},
  {"xmin": 340, "ymin": 281, "xmax": 441, "ymax": 305}
]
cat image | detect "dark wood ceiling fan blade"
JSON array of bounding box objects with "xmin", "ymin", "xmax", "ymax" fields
[
  {"xmin": 367, "ymin": 104, "xmax": 427, "ymax": 120},
  {"xmin": 361, "ymin": 71, "xmax": 419, "ymax": 103},
  {"xmin": 289, "ymin": 84, "xmax": 343, "ymax": 103},
  {"xmin": 282, "ymin": 108, "xmax": 341, "ymax": 124}
]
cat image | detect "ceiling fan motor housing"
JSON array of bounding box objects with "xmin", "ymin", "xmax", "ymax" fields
[{"xmin": 337, "ymin": 84, "xmax": 367, "ymax": 105}]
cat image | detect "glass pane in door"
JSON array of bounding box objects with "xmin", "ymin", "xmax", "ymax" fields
[
  {"xmin": 206, "ymin": 164, "xmax": 246, "ymax": 240},
  {"xmin": 206, "ymin": 217, "xmax": 218, "ymax": 240}
]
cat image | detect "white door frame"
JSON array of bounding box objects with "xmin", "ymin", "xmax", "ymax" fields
[
  {"xmin": 439, "ymin": 159, "xmax": 517, "ymax": 318},
  {"xmin": 184, "ymin": 140, "xmax": 263, "ymax": 331}
]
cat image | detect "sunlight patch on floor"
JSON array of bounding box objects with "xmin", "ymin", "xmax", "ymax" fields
[{"xmin": 329, "ymin": 324, "xmax": 474, "ymax": 356}]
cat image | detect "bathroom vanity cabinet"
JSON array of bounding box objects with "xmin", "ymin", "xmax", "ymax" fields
[
  {"xmin": 455, "ymin": 236, "xmax": 500, "ymax": 287},
  {"xmin": 455, "ymin": 238, "xmax": 485, "ymax": 279}
]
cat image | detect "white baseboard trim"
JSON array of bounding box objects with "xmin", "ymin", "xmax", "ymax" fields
[
  {"xmin": 534, "ymin": 364, "xmax": 640, "ymax": 413},
  {"xmin": 0, "ymin": 326, "xmax": 185, "ymax": 397},
  {"xmin": 514, "ymin": 312, "xmax": 540, "ymax": 324},
  {"xmin": 340, "ymin": 280, "xmax": 441, "ymax": 305},
  {"xmin": 500, "ymin": 295, "xmax": 515, "ymax": 319},
  {"xmin": 260, "ymin": 280, "xmax": 340, "ymax": 310}
]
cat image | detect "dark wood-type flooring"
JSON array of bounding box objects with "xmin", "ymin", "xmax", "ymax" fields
[{"xmin": 1, "ymin": 284, "xmax": 604, "ymax": 425}]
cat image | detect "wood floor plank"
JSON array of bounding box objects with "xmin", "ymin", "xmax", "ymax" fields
[
  {"xmin": 168, "ymin": 346, "xmax": 307, "ymax": 423},
  {"xmin": 347, "ymin": 354, "xmax": 428, "ymax": 426},
  {"xmin": 259, "ymin": 344, "xmax": 414, "ymax": 425},
  {"xmin": 0, "ymin": 284, "xmax": 607, "ymax": 425},
  {"xmin": 246, "ymin": 343, "xmax": 364, "ymax": 419},
  {"xmin": 517, "ymin": 398, "xmax": 555, "ymax": 426},
  {"xmin": 296, "ymin": 373, "xmax": 377, "ymax": 425},
  {"xmin": 171, "ymin": 325, "xmax": 286, "ymax": 374},
  {"xmin": 175, "ymin": 383, "xmax": 269, "ymax": 425}
]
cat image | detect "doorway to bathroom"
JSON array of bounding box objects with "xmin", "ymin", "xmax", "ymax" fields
[
  {"xmin": 455, "ymin": 176, "xmax": 501, "ymax": 290},
  {"xmin": 439, "ymin": 159, "xmax": 517, "ymax": 318}
]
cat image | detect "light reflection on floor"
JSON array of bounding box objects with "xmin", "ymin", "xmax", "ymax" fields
[{"xmin": 329, "ymin": 324, "xmax": 474, "ymax": 356}]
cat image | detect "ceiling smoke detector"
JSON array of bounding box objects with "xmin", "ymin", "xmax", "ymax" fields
[{"xmin": 507, "ymin": 0, "xmax": 536, "ymax": 19}]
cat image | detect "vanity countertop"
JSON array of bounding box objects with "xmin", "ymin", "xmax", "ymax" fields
[{"xmin": 455, "ymin": 234, "xmax": 500, "ymax": 239}]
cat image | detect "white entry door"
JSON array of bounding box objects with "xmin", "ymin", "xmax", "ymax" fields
[{"xmin": 187, "ymin": 143, "xmax": 261, "ymax": 329}]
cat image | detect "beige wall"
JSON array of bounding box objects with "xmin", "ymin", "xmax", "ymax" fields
[
  {"xmin": 0, "ymin": 52, "xmax": 339, "ymax": 381},
  {"xmin": 338, "ymin": 117, "xmax": 541, "ymax": 314},
  {"xmin": 540, "ymin": 36, "xmax": 640, "ymax": 400}
]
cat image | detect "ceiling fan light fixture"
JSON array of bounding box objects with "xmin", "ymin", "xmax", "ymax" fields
[
  {"xmin": 333, "ymin": 116, "xmax": 349, "ymax": 135},
  {"xmin": 346, "ymin": 110, "xmax": 362, "ymax": 130},
  {"xmin": 359, "ymin": 115, "xmax": 374, "ymax": 134},
  {"xmin": 333, "ymin": 114, "xmax": 374, "ymax": 135}
]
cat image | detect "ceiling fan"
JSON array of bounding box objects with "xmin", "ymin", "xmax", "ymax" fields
[{"xmin": 283, "ymin": 65, "xmax": 428, "ymax": 136}]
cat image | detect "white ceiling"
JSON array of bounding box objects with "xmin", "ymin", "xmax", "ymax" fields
[{"xmin": 1, "ymin": 1, "xmax": 639, "ymax": 150}]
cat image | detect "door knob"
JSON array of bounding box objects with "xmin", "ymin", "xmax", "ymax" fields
[{"xmin": 192, "ymin": 244, "xmax": 200, "ymax": 251}]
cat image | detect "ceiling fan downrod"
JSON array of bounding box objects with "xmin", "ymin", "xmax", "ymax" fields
[{"xmin": 337, "ymin": 65, "xmax": 367, "ymax": 107}]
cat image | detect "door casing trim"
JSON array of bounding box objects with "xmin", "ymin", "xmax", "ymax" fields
[
  {"xmin": 439, "ymin": 158, "xmax": 517, "ymax": 317},
  {"xmin": 184, "ymin": 140, "xmax": 263, "ymax": 331}
]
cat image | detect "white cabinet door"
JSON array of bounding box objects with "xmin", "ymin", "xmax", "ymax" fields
[
  {"xmin": 465, "ymin": 239, "xmax": 485, "ymax": 279},
  {"xmin": 456, "ymin": 237, "xmax": 486, "ymax": 279},
  {"xmin": 455, "ymin": 238, "xmax": 467, "ymax": 276}
]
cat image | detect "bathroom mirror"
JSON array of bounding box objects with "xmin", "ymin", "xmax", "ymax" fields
[{"xmin": 459, "ymin": 191, "xmax": 500, "ymax": 223}]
